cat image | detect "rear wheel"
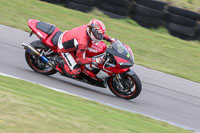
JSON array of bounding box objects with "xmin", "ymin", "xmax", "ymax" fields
[
  {"xmin": 25, "ymin": 41, "xmax": 57, "ymax": 75},
  {"xmin": 108, "ymin": 73, "xmax": 142, "ymax": 100}
]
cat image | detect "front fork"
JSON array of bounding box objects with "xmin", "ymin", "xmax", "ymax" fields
[
  {"xmin": 114, "ymin": 74, "xmax": 124, "ymax": 90},
  {"xmin": 114, "ymin": 73, "xmax": 133, "ymax": 92}
]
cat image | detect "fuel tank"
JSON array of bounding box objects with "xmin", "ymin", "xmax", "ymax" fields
[{"xmin": 86, "ymin": 41, "xmax": 107, "ymax": 57}]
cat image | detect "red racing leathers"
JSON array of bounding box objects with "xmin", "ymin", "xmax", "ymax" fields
[{"xmin": 57, "ymin": 25, "xmax": 112, "ymax": 76}]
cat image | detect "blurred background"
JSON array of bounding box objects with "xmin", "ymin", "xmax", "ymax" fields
[{"xmin": 42, "ymin": 0, "xmax": 200, "ymax": 40}]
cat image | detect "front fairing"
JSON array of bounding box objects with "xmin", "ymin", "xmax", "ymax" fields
[{"xmin": 106, "ymin": 40, "xmax": 134, "ymax": 68}]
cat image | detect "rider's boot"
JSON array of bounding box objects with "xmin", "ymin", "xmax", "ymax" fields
[
  {"xmin": 50, "ymin": 55, "xmax": 64, "ymax": 74},
  {"xmin": 55, "ymin": 64, "xmax": 64, "ymax": 74},
  {"xmin": 58, "ymin": 52, "xmax": 81, "ymax": 77}
]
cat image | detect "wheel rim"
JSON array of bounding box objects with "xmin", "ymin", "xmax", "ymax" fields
[
  {"xmin": 110, "ymin": 75, "xmax": 137, "ymax": 98},
  {"xmin": 28, "ymin": 48, "xmax": 53, "ymax": 73}
]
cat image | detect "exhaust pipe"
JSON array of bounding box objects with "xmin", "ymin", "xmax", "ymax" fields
[
  {"xmin": 22, "ymin": 43, "xmax": 54, "ymax": 68},
  {"xmin": 22, "ymin": 43, "xmax": 40, "ymax": 56}
]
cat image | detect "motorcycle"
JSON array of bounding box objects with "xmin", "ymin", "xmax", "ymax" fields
[{"xmin": 22, "ymin": 19, "xmax": 142, "ymax": 100}]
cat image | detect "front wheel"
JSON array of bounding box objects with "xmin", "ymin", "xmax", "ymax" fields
[{"xmin": 108, "ymin": 73, "xmax": 142, "ymax": 100}]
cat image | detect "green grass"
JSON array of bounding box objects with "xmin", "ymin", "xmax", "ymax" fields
[
  {"xmin": 161, "ymin": 0, "xmax": 200, "ymax": 12},
  {"xmin": 0, "ymin": 75, "xmax": 193, "ymax": 133},
  {"xmin": 0, "ymin": 0, "xmax": 200, "ymax": 82}
]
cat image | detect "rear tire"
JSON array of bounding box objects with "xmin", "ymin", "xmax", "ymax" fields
[
  {"xmin": 99, "ymin": 1, "xmax": 129, "ymax": 16},
  {"xmin": 166, "ymin": 22, "xmax": 196, "ymax": 38},
  {"xmin": 133, "ymin": 4, "xmax": 165, "ymax": 19},
  {"xmin": 108, "ymin": 73, "xmax": 142, "ymax": 100},
  {"xmin": 131, "ymin": 14, "xmax": 163, "ymax": 28},
  {"xmin": 66, "ymin": 1, "xmax": 93, "ymax": 12},
  {"xmin": 25, "ymin": 40, "xmax": 57, "ymax": 75},
  {"xmin": 168, "ymin": 6, "xmax": 200, "ymax": 20},
  {"xmin": 104, "ymin": 0, "xmax": 131, "ymax": 8},
  {"xmin": 165, "ymin": 13, "xmax": 197, "ymax": 27},
  {"xmin": 135, "ymin": 0, "xmax": 167, "ymax": 11}
]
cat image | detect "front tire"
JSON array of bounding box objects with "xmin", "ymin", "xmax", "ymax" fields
[
  {"xmin": 108, "ymin": 73, "xmax": 142, "ymax": 100},
  {"xmin": 25, "ymin": 40, "xmax": 57, "ymax": 75}
]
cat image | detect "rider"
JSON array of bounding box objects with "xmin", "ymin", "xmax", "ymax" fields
[{"xmin": 56, "ymin": 19, "xmax": 114, "ymax": 77}]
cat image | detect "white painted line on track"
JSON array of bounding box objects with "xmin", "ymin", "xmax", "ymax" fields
[{"xmin": 0, "ymin": 72, "xmax": 199, "ymax": 133}]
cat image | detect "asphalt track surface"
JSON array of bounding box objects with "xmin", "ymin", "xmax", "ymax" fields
[{"xmin": 0, "ymin": 25, "xmax": 200, "ymax": 132}]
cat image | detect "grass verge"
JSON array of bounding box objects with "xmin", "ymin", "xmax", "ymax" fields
[
  {"xmin": 0, "ymin": 0, "xmax": 200, "ymax": 82},
  {"xmin": 161, "ymin": 0, "xmax": 200, "ymax": 12},
  {"xmin": 0, "ymin": 75, "xmax": 193, "ymax": 133}
]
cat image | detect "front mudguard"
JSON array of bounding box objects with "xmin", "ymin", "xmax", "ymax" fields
[{"xmin": 124, "ymin": 69, "xmax": 136, "ymax": 76}]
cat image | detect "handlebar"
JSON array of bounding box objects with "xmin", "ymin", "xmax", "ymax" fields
[{"xmin": 103, "ymin": 58, "xmax": 116, "ymax": 69}]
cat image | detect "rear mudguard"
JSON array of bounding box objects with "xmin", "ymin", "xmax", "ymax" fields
[{"xmin": 29, "ymin": 40, "xmax": 48, "ymax": 50}]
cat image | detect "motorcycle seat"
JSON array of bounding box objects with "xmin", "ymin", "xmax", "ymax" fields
[
  {"xmin": 51, "ymin": 31, "xmax": 63, "ymax": 46},
  {"xmin": 36, "ymin": 21, "xmax": 55, "ymax": 35}
]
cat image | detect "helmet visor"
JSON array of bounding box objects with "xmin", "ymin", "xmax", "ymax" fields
[{"xmin": 92, "ymin": 29, "xmax": 103, "ymax": 40}]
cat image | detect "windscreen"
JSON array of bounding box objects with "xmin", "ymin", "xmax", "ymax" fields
[{"xmin": 107, "ymin": 40, "xmax": 133, "ymax": 64}]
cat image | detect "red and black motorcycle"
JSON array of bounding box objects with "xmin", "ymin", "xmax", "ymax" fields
[{"xmin": 22, "ymin": 19, "xmax": 142, "ymax": 100}]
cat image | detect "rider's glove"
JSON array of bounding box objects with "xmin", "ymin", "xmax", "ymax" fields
[{"xmin": 110, "ymin": 38, "xmax": 116, "ymax": 44}]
